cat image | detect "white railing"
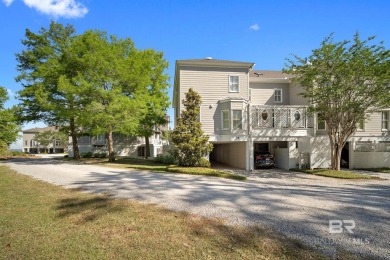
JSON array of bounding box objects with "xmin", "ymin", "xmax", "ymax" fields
[{"xmin": 250, "ymin": 106, "xmax": 314, "ymax": 129}]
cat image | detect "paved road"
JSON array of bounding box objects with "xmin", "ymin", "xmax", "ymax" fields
[{"xmin": 2, "ymin": 156, "xmax": 390, "ymax": 259}]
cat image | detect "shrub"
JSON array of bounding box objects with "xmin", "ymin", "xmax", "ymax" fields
[
  {"xmin": 81, "ymin": 152, "xmax": 93, "ymax": 158},
  {"xmin": 196, "ymin": 157, "xmax": 211, "ymax": 168},
  {"xmin": 154, "ymin": 154, "xmax": 175, "ymax": 164},
  {"xmin": 93, "ymin": 152, "xmax": 108, "ymax": 158},
  {"xmin": 11, "ymin": 151, "xmax": 25, "ymax": 156}
]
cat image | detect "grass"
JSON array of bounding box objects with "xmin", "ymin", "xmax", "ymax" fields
[
  {"xmin": 93, "ymin": 158, "xmax": 247, "ymax": 181},
  {"xmin": 359, "ymin": 167, "xmax": 390, "ymax": 173},
  {"xmin": 0, "ymin": 165, "xmax": 326, "ymax": 259},
  {"xmin": 290, "ymin": 168, "xmax": 380, "ymax": 179}
]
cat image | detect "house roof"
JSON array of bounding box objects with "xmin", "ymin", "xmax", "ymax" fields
[
  {"xmin": 250, "ymin": 70, "xmax": 290, "ymax": 78},
  {"xmin": 23, "ymin": 126, "xmax": 58, "ymax": 133},
  {"xmin": 176, "ymin": 58, "xmax": 255, "ymax": 68},
  {"xmin": 249, "ymin": 70, "xmax": 291, "ymax": 83}
]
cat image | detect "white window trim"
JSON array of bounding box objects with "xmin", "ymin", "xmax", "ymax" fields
[
  {"xmin": 228, "ymin": 75, "xmax": 239, "ymax": 93},
  {"xmin": 221, "ymin": 110, "xmax": 230, "ymax": 130},
  {"xmin": 317, "ymin": 113, "xmax": 326, "ymax": 131},
  {"xmin": 232, "ymin": 110, "xmax": 243, "ymax": 130},
  {"xmin": 382, "ymin": 111, "xmax": 389, "ymax": 131},
  {"xmin": 274, "ymin": 89, "xmax": 283, "ymax": 103}
]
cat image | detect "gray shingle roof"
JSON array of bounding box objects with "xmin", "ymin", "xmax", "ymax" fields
[{"xmin": 250, "ymin": 70, "xmax": 290, "ymax": 79}]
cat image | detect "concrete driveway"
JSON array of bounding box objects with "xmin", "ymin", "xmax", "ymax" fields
[{"xmin": 2, "ymin": 157, "xmax": 390, "ymax": 259}]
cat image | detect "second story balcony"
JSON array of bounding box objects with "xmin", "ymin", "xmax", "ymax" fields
[{"xmin": 250, "ymin": 105, "xmax": 314, "ymax": 137}]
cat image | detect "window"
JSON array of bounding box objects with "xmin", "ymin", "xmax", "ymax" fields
[
  {"xmin": 357, "ymin": 118, "xmax": 365, "ymax": 131},
  {"xmin": 55, "ymin": 140, "xmax": 61, "ymax": 146},
  {"xmin": 232, "ymin": 110, "xmax": 242, "ymax": 130},
  {"xmin": 222, "ymin": 110, "xmax": 229, "ymax": 130},
  {"xmin": 274, "ymin": 89, "xmax": 282, "ymax": 103},
  {"xmin": 229, "ymin": 76, "xmax": 239, "ymax": 92},
  {"xmin": 24, "ymin": 140, "xmax": 27, "ymax": 146},
  {"xmin": 317, "ymin": 114, "xmax": 326, "ymax": 130},
  {"xmin": 382, "ymin": 111, "xmax": 389, "ymax": 130}
]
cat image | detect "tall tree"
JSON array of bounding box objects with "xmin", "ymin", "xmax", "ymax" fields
[
  {"xmin": 16, "ymin": 21, "xmax": 85, "ymax": 159},
  {"xmin": 284, "ymin": 33, "xmax": 390, "ymax": 170},
  {"xmin": 136, "ymin": 50, "xmax": 170, "ymax": 159},
  {"xmin": 0, "ymin": 86, "xmax": 21, "ymax": 154},
  {"xmin": 170, "ymin": 88, "xmax": 213, "ymax": 167},
  {"xmin": 72, "ymin": 31, "xmax": 169, "ymax": 162}
]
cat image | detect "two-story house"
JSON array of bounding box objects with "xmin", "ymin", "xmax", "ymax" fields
[
  {"xmin": 67, "ymin": 117, "xmax": 170, "ymax": 158},
  {"xmin": 173, "ymin": 58, "xmax": 390, "ymax": 170},
  {"xmin": 22, "ymin": 126, "xmax": 65, "ymax": 153}
]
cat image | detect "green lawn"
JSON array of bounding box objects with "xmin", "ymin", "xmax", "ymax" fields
[
  {"xmin": 290, "ymin": 168, "xmax": 380, "ymax": 179},
  {"xmin": 94, "ymin": 158, "xmax": 247, "ymax": 181},
  {"xmin": 0, "ymin": 165, "xmax": 325, "ymax": 259},
  {"xmin": 360, "ymin": 167, "xmax": 390, "ymax": 173}
]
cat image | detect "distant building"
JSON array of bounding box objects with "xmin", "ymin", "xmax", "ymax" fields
[{"xmin": 22, "ymin": 126, "xmax": 65, "ymax": 153}]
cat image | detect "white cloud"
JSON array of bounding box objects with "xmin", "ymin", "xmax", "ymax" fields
[
  {"xmin": 6, "ymin": 88, "xmax": 15, "ymax": 97},
  {"xmin": 2, "ymin": 0, "xmax": 14, "ymax": 6},
  {"xmin": 249, "ymin": 24, "xmax": 260, "ymax": 31},
  {"xmin": 3, "ymin": 0, "xmax": 88, "ymax": 18}
]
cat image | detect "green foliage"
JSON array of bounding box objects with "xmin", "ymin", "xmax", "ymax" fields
[
  {"xmin": 0, "ymin": 86, "xmax": 21, "ymax": 154},
  {"xmin": 16, "ymin": 22, "xmax": 83, "ymax": 159},
  {"xmin": 284, "ymin": 33, "xmax": 390, "ymax": 170},
  {"xmin": 81, "ymin": 152, "xmax": 93, "ymax": 158},
  {"xmin": 154, "ymin": 153, "xmax": 175, "ymax": 164},
  {"xmin": 16, "ymin": 22, "xmax": 170, "ymax": 161},
  {"xmin": 170, "ymin": 88, "xmax": 213, "ymax": 167}
]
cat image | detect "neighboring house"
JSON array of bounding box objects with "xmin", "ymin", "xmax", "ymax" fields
[
  {"xmin": 67, "ymin": 118, "xmax": 170, "ymax": 158},
  {"xmin": 22, "ymin": 126, "xmax": 66, "ymax": 153},
  {"xmin": 173, "ymin": 58, "xmax": 390, "ymax": 170}
]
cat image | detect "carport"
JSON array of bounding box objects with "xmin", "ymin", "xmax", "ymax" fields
[
  {"xmin": 253, "ymin": 141, "xmax": 290, "ymax": 169},
  {"xmin": 210, "ymin": 142, "xmax": 247, "ymax": 169}
]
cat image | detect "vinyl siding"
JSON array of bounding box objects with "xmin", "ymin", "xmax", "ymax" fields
[
  {"xmin": 353, "ymin": 112, "xmax": 386, "ymax": 137},
  {"xmin": 179, "ymin": 66, "xmax": 249, "ymax": 135},
  {"xmin": 289, "ymin": 83, "xmax": 309, "ymax": 105},
  {"xmin": 249, "ymin": 82, "xmax": 290, "ymax": 105}
]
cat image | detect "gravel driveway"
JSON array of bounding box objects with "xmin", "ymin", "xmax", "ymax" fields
[{"xmin": 2, "ymin": 156, "xmax": 390, "ymax": 259}]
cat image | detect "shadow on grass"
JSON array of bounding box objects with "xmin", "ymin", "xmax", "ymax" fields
[{"xmin": 56, "ymin": 193, "xmax": 123, "ymax": 223}]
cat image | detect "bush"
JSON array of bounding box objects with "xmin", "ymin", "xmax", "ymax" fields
[
  {"xmin": 196, "ymin": 157, "xmax": 211, "ymax": 168},
  {"xmin": 81, "ymin": 152, "xmax": 93, "ymax": 158},
  {"xmin": 154, "ymin": 154, "xmax": 175, "ymax": 164},
  {"xmin": 93, "ymin": 152, "xmax": 108, "ymax": 158},
  {"xmin": 11, "ymin": 151, "xmax": 25, "ymax": 156}
]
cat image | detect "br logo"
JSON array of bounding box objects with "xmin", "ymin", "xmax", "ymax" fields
[{"xmin": 329, "ymin": 220, "xmax": 355, "ymax": 234}]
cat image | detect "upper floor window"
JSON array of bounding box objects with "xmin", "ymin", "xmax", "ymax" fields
[
  {"xmin": 229, "ymin": 76, "xmax": 239, "ymax": 93},
  {"xmin": 382, "ymin": 111, "xmax": 389, "ymax": 130},
  {"xmin": 274, "ymin": 89, "xmax": 282, "ymax": 103},
  {"xmin": 55, "ymin": 140, "xmax": 61, "ymax": 146},
  {"xmin": 24, "ymin": 140, "xmax": 27, "ymax": 146},
  {"xmin": 222, "ymin": 110, "xmax": 229, "ymax": 130},
  {"xmin": 357, "ymin": 118, "xmax": 365, "ymax": 131},
  {"xmin": 232, "ymin": 110, "xmax": 242, "ymax": 130},
  {"xmin": 317, "ymin": 113, "xmax": 326, "ymax": 130}
]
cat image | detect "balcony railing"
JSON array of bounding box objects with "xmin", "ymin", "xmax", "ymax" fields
[{"xmin": 250, "ymin": 105, "xmax": 314, "ymax": 129}]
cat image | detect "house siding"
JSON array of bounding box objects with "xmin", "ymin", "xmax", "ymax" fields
[
  {"xmin": 179, "ymin": 66, "xmax": 249, "ymax": 135},
  {"xmin": 353, "ymin": 112, "xmax": 384, "ymax": 137},
  {"xmin": 249, "ymin": 82, "xmax": 290, "ymax": 105}
]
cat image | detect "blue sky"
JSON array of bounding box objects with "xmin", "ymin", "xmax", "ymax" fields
[{"xmin": 1, "ymin": 0, "xmax": 390, "ymax": 148}]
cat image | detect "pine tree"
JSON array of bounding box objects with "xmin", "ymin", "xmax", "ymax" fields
[{"xmin": 170, "ymin": 88, "xmax": 213, "ymax": 167}]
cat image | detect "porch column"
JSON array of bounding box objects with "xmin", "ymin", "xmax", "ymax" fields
[{"xmin": 246, "ymin": 139, "xmax": 254, "ymax": 171}]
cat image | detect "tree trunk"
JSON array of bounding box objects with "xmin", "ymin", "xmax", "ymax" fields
[
  {"xmin": 144, "ymin": 135, "xmax": 150, "ymax": 159},
  {"xmin": 107, "ymin": 130, "xmax": 115, "ymax": 162},
  {"xmin": 330, "ymin": 143, "xmax": 343, "ymax": 170},
  {"xmin": 70, "ymin": 118, "xmax": 80, "ymax": 160}
]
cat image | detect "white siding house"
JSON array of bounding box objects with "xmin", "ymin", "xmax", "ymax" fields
[{"xmin": 173, "ymin": 58, "xmax": 390, "ymax": 170}]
